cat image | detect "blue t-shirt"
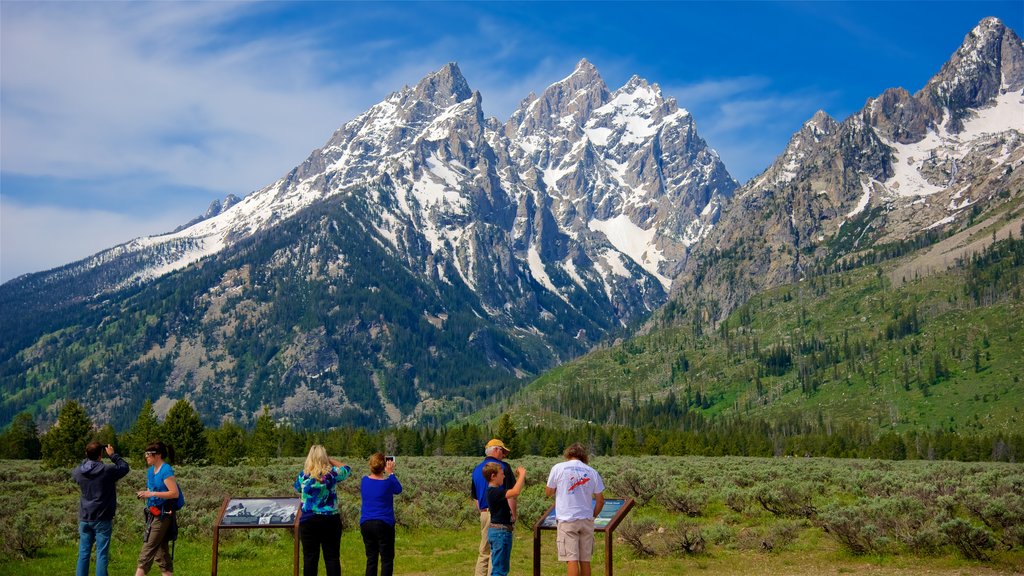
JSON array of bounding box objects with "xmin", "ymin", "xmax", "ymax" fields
[
  {"xmin": 360, "ymin": 475, "xmax": 403, "ymax": 525},
  {"xmin": 146, "ymin": 463, "xmax": 175, "ymax": 509},
  {"xmin": 471, "ymin": 457, "xmax": 514, "ymax": 511}
]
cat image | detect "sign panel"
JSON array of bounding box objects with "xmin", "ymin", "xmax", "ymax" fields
[
  {"xmin": 212, "ymin": 497, "xmax": 301, "ymax": 576},
  {"xmin": 219, "ymin": 498, "xmax": 299, "ymax": 527},
  {"xmin": 537, "ymin": 498, "xmax": 629, "ymax": 532}
]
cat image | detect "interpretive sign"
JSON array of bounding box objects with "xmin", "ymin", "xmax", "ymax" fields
[
  {"xmin": 532, "ymin": 498, "xmax": 635, "ymax": 576},
  {"xmin": 211, "ymin": 497, "xmax": 301, "ymax": 576}
]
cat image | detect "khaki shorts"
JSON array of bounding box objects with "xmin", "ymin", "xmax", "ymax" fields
[{"xmin": 556, "ymin": 519, "xmax": 595, "ymax": 562}]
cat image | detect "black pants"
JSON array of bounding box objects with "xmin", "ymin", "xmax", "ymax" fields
[
  {"xmin": 360, "ymin": 520, "xmax": 395, "ymax": 576},
  {"xmin": 299, "ymin": 514, "xmax": 342, "ymax": 576}
]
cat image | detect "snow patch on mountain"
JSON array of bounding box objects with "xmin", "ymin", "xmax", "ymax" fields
[
  {"xmin": 561, "ymin": 258, "xmax": 587, "ymax": 289},
  {"xmin": 528, "ymin": 246, "xmax": 567, "ymax": 303},
  {"xmin": 965, "ymin": 90, "xmax": 1023, "ymax": 139},
  {"xmin": 588, "ymin": 215, "xmax": 671, "ymax": 289},
  {"xmin": 880, "ymin": 89, "xmax": 1022, "ymax": 200}
]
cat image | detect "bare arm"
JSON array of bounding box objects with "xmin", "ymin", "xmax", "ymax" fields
[
  {"xmin": 593, "ymin": 492, "xmax": 605, "ymax": 518},
  {"xmin": 545, "ymin": 486, "xmax": 555, "ymax": 498},
  {"xmin": 505, "ymin": 466, "xmax": 527, "ymax": 499}
]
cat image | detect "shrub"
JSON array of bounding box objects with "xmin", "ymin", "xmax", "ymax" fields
[
  {"xmin": 608, "ymin": 468, "xmax": 660, "ymax": 506},
  {"xmin": 6, "ymin": 511, "xmax": 44, "ymax": 559},
  {"xmin": 941, "ymin": 518, "xmax": 995, "ymax": 560},
  {"xmin": 754, "ymin": 480, "xmax": 816, "ymax": 518},
  {"xmin": 818, "ymin": 504, "xmax": 888, "ymax": 555},
  {"xmin": 657, "ymin": 485, "xmax": 705, "ymax": 517},
  {"xmin": 735, "ymin": 521, "xmax": 801, "ymax": 553},
  {"xmin": 665, "ymin": 520, "xmax": 706, "ymax": 556},
  {"xmin": 617, "ymin": 518, "xmax": 658, "ymax": 557},
  {"xmin": 962, "ymin": 489, "xmax": 1024, "ymax": 549},
  {"xmin": 722, "ymin": 486, "xmax": 749, "ymax": 513}
]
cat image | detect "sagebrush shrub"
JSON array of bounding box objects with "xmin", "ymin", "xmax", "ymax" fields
[{"xmin": 941, "ymin": 518, "xmax": 995, "ymax": 560}]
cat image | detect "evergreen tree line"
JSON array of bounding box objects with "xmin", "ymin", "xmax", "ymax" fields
[{"xmin": 3, "ymin": 400, "xmax": 1019, "ymax": 467}]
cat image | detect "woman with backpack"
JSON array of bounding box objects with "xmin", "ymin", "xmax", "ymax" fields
[{"xmin": 135, "ymin": 441, "xmax": 180, "ymax": 576}]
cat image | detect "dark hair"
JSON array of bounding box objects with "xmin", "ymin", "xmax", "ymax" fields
[
  {"xmin": 85, "ymin": 441, "xmax": 103, "ymax": 461},
  {"xmin": 564, "ymin": 442, "xmax": 589, "ymax": 464},
  {"xmin": 369, "ymin": 452, "xmax": 386, "ymax": 475},
  {"xmin": 482, "ymin": 462, "xmax": 502, "ymax": 482},
  {"xmin": 145, "ymin": 441, "xmax": 174, "ymax": 463}
]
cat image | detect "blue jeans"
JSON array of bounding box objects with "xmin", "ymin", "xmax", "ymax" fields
[
  {"xmin": 487, "ymin": 527, "xmax": 513, "ymax": 576},
  {"xmin": 77, "ymin": 520, "xmax": 113, "ymax": 576}
]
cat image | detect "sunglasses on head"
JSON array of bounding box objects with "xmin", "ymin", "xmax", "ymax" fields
[{"xmin": 144, "ymin": 451, "xmax": 158, "ymax": 456}]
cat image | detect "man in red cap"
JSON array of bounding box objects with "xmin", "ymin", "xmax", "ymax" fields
[{"xmin": 471, "ymin": 438, "xmax": 516, "ymax": 576}]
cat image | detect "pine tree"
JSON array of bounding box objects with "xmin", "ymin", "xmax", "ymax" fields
[
  {"xmin": 0, "ymin": 412, "xmax": 42, "ymax": 459},
  {"xmin": 496, "ymin": 413, "xmax": 518, "ymax": 456},
  {"xmin": 40, "ymin": 401, "xmax": 94, "ymax": 467},
  {"xmin": 94, "ymin": 424, "xmax": 118, "ymax": 448},
  {"xmin": 162, "ymin": 399, "xmax": 208, "ymax": 464},
  {"xmin": 249, "ymin": 406, "xmax": 278, "ymax": 465},
  {"xmin": 126, "ymin": 400, "xmax": 163, "ymax": 460},
  {"xmin": 208, "ymin": 421, "xmax": 247, "ymax": 466}
]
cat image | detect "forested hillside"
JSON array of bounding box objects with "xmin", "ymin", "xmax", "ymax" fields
[{"xmin": 481, "ymin": 222, "xmax": 1023, "ymax": 445}]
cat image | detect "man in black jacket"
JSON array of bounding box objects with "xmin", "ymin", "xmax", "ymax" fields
[{"xmin": 73, "ymin": 441, "xmax": 130, "ymax": 576}]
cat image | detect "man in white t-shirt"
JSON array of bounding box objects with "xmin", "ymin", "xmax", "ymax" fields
[{"xmin": 545, "ymin": 442, "xmax": 605, "ymax": 576}]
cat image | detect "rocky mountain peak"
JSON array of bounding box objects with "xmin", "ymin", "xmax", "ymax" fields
[
  {"xmin": 807, "ymin": 110, "xmax": 836, "ymax": 132},
  {"xmin": 919, "ymin": 17, "xmax": 1024, "ymax": 130},
  {"xmin": 568, "ymin": 58, "xmax": 602, "ymax": 84},
  {"xmin": 621, "ymin": 74, "xmax": 652, "ymax": 91},
  {"xmin": 509, "ymin": 59, "xmax": 611, "ymax": 137},
  {"xmin": 412, "ymin": 62, "xmax": 473, "ymax": 108}
]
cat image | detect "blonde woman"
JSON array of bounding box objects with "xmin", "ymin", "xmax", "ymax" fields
[{"xmin": 294, "ymin": 445, "xmax": 352, "ymax": 576}]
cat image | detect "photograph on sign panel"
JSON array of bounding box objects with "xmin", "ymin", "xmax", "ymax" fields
[{"xmin": 221, "ymin": 498, "xmax": 299, "ymax": 526}]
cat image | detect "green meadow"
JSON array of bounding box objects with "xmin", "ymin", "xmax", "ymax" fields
[{"xmin": 2, "ymin": 456, "xmax": 1022, "ymax": 575}]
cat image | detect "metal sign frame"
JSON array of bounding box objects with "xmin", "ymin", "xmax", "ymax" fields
[
  {"xmin": 532, "ymin": 497, "xmax": 635, "ymax": 576},
  {"xmin": 211, "ymin": 497, "xmax": 302, "ymax": 576}
]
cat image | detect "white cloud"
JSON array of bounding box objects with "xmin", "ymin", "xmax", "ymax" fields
[
  {"xmin": 665, "ymin": 76, "xmax": 773, "ymax": 108},
  {"xmin": 661, "ymin": 78, "xmax": 836, "ymax": 183},
  {"xmin": 1, "ymin": 3, "xmax": 369, "ymax": 195},
  {"xmin": 0, "ymin": 199, "xmax": 196, "ymax": 283}
]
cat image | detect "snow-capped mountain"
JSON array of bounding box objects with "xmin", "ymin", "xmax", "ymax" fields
[
  {"xmin": 3, "ymin": 17, "xmax": 1020, "ymax": 430},
  {"xmin": 678, "ymin": 17, "xmax": 1023, "ymax": 320},
  {"xmin": 0, "ymin": 59, "xmax": 734, "ymax": 427},
  {"xmin": 66, "ymin": 59, "xmax": 733, "ymax": 323}
]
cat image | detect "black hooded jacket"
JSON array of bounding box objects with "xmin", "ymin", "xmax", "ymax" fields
[{"xmin": 72, "ymin": 454, "xmax": 130, "ymax": 522}]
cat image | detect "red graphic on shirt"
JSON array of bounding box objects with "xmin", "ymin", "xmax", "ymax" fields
[{"xmin": 568, "ymin": 476, "xmax": 591, "ymax": 492}]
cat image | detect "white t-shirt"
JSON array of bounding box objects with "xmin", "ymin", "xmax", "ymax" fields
[{"xmin": 546, "ymin": 459, "xmax": 605, "ymax": 521}]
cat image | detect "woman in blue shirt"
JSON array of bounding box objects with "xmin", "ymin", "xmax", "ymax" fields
[
  {"xmin": 135, "ymin": 442, "xmax": 179, "ymax": 576},
  {"xmin": 359, "ymin": 452, "xmax": 402, "ymax": 576},
  {"xmin": 295, "ymin": 445, "xmax": 351, "ymax": 576}
]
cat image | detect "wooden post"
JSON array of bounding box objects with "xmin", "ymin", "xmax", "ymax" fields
[
  {"xmin": 211, "ymin": 497, "xmax": 229, "ymax": 576},
  {"xmin": 293, "ymin": 513, "xmax": 300, "ymax": 576},
  {"xmin": 605, "ymin": 529, "xmax": 613, "ymax": 576},
  {"xmin": 533, "ymin": 522, "xmax": 543, "ymax": 576}
]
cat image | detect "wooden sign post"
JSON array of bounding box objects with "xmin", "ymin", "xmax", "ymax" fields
[
  {"xmin": 211, "ymin": 497, "xmax": 302, "ymax": 576},
  {"xmin": 532, "ymin": 497, "xmax": 635, "ymax": 576}
]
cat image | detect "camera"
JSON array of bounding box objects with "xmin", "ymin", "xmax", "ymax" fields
[{"xmin": 385, "ymin": 455, "xmax": 395, "ymax": 463}]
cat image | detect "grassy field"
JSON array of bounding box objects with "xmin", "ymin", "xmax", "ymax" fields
[{"xmin": 2, "ymin": 456, "xmax": 1022, "ymax": 575}]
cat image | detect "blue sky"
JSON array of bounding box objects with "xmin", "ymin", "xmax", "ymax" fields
[{"xmin": 2, "ymin": 1, "xmax": 1022, "ymax": 283}]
